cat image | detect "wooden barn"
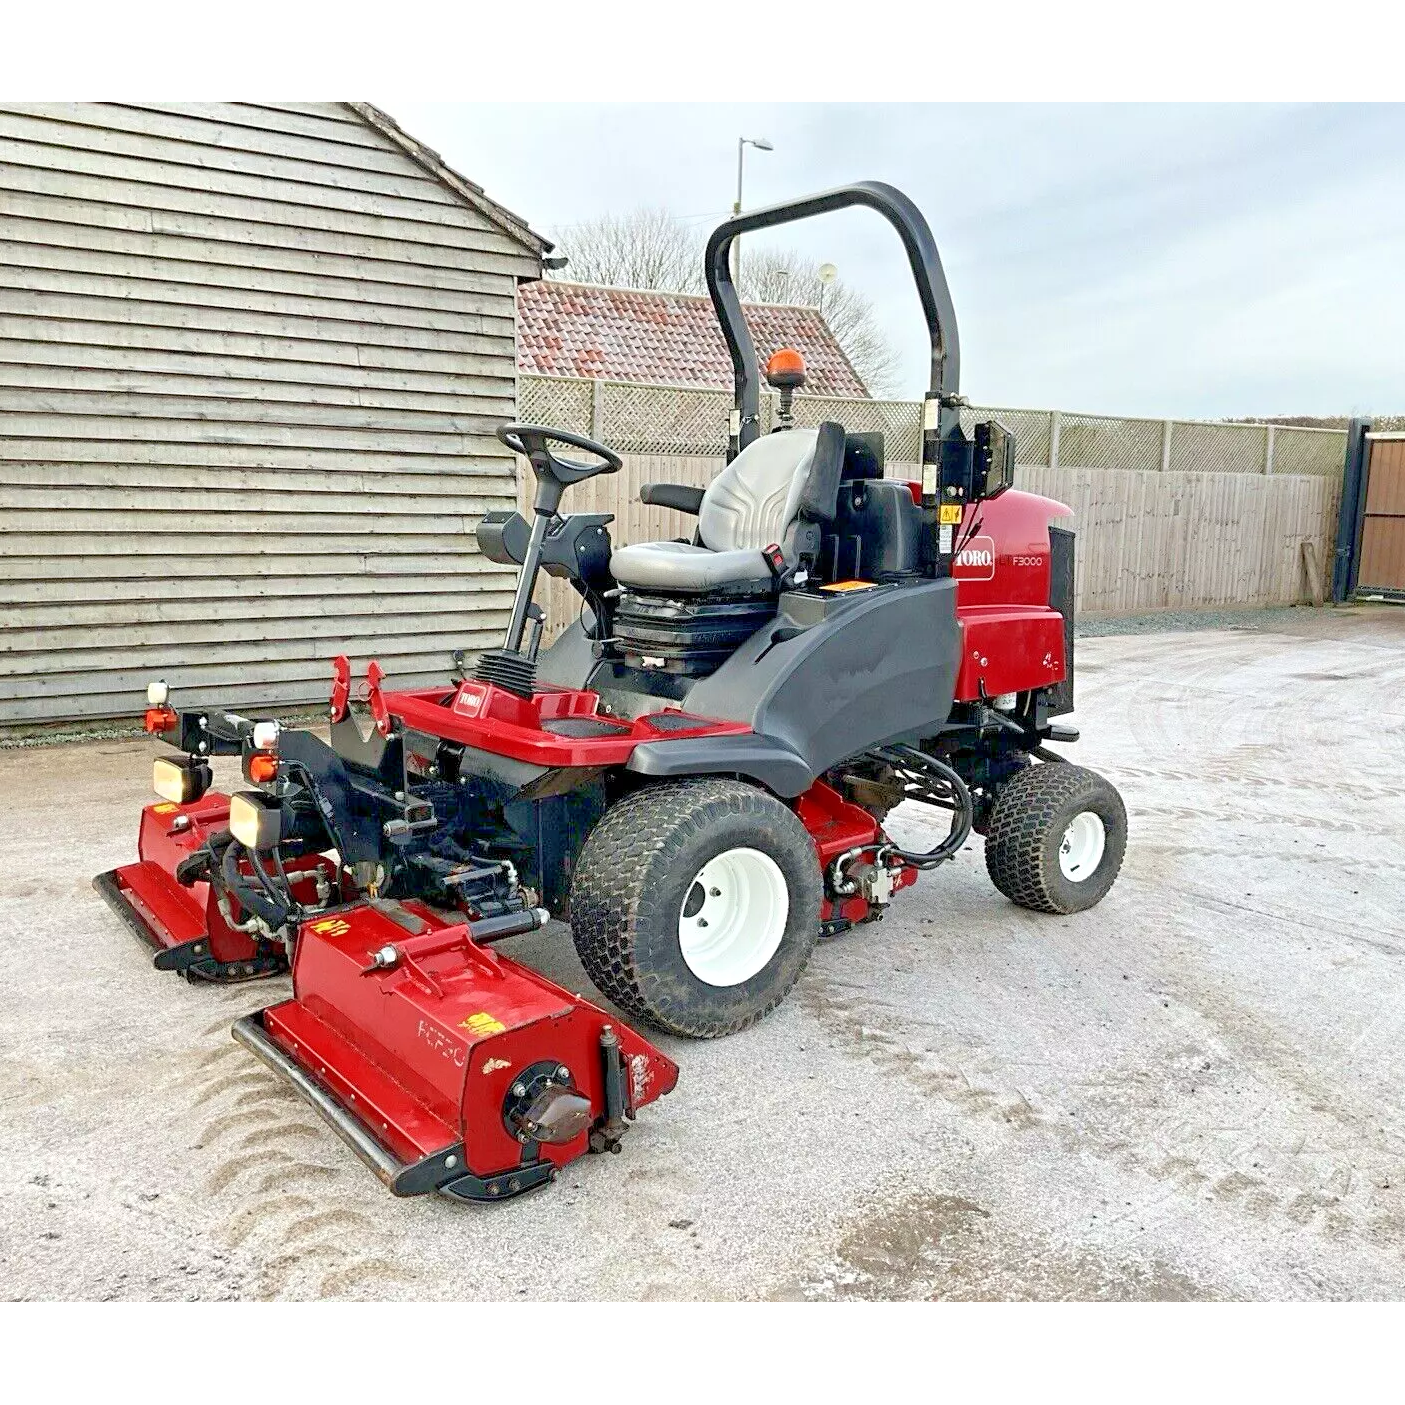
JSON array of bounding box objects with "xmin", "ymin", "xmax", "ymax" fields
[{"xmin": 0, "ymin": 102, "xmax": 548, "ymax": 731}]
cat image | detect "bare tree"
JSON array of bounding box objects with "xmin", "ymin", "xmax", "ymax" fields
[
  {"xmin": 738, "ymin": 246, "xmax": 903, "ymax": 399},
  {"xmin": 548, "ymin": 207, "xmax": 703, "ymax": 295},
  {"xmin": 547, "ymin": 209, "xmax": 903, "ymax": 398}
]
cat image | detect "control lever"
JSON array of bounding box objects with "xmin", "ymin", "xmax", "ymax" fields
[{"xmin": 525, "ymin": 603, "xmax": 545, "ymax": 661}]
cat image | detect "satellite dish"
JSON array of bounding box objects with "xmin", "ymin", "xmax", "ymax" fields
[{"xmin": 817, "ymin": 262, "xmax": 838, "ymax": 285}]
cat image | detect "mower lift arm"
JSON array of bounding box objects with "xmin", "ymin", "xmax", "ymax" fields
[{"xmin": 152, "ymin": 708, "xmax": 249, "ymax": 757}]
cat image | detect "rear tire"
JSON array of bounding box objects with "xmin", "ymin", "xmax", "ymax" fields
[
  {"xmin": 570, "ymin": 778, "xmax": 823, "ymax": 1038},
  {"xmin": 984, "ymin": 763, "xmax": 1126, "ymax": 914}
]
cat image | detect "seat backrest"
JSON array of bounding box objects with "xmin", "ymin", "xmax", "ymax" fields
[{"xmin": 698, "ymin": 421, "xmax": 845, "ymax": 553}]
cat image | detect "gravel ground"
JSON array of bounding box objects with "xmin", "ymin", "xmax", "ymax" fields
[
  {"xmin": 2, "ymin": 604, "xmax": 1404, "ymax": 1301},
  {"xmin": 1076, "ymin": 605, "xmax": 1319, "ymax": 636}
]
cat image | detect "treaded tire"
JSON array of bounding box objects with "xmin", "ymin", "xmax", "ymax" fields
[
  {"xmin": 569, "ymin": 777, "xmax": 823, "ymax": 1038},
  {"xmin": 984, "ymin": 763, "xmax": 1126, "ymax": 914}
]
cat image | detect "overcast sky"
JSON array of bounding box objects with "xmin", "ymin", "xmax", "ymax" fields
[{"xmin": 390, "ymin": 103, "xmax": 1403, "ymax": 418}]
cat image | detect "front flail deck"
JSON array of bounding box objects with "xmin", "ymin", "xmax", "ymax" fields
[{"xmin": 231, "ymin": 901, "xmax": 679, "ymax": 1202}]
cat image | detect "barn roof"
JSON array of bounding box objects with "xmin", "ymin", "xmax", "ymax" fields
[
  {"xmin": 516, "ymin": 279, "xmax": 870, "ymax": 398},
  {"xmin": 348, "ymin": 103, "xmax": 551, "ymax": 257}
]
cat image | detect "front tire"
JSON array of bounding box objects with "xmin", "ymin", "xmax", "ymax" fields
[
  {"xmin": 570, "ymin": 778, "xmax": 823, "ymax": 1038},
  {"xmin": 984, "ymin": 763, "xmax": 1127, "ymax": 914}
]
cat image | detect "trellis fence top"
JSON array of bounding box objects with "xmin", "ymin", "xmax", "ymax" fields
[{"xmin": 517, "ymin": 374, "xmax": 1347, "ymax": 478}]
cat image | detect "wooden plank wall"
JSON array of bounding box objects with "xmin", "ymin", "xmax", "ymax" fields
[
  {"xmin": 0, "ymin": 102, "xmax": 539, "ymax": 729},
  {"xmin": 522, "ymin": 456, "xmax": 1342, "ymax": 638}
]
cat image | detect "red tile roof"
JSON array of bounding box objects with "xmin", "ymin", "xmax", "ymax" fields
[{"xmin": 517, "ymin": 280, "xmax": 870, "ymax": 399}]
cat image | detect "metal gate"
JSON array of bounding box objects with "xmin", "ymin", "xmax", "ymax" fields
[{"xmin": 1358, "ymin": 434, "xmax": 1405, "ymax": 599}]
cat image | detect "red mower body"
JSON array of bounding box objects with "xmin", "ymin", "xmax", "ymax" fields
[
  {"xmin": 389, "ymin": 678, "xmax": 751, "ymax": 766},
  {"xmin": 100, "ymin": 489, "xmax": 1072, "ymax": 982},
  {"xmin": 948, "ymin": 487, "xmax": 1074, "ymax": 702}
]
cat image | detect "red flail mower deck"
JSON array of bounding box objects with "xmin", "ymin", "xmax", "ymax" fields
[
  {"xmin": 95, "ymin": 793, "xmax": 337, "ymax": 982},
  {"xmin": 234, "ymin": 901, "xmax": 678, "ymax": 1202}
]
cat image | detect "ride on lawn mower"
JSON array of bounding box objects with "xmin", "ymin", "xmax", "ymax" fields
[{"xmin": 95, "ymin": 181, "xmax": 1126, "ymax": 1203}]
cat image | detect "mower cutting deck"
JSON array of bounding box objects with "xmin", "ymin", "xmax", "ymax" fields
[
  {"xmin": 233, "ymin": 902, "xmax": 677, "ymax": 1201},
  {"xmin": 95, "ymin": 181, "xmax": 1127, "ymax": 1203},
  {"xmin": 96, "ymin": 790, "xmax": 338, "ymax": 982}
]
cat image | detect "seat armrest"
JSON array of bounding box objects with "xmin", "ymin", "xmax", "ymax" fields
[{"xmin": 640, "ymin": 483, "xmax": 705, "ymax": 515}]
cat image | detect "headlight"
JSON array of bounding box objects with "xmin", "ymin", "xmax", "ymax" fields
[
  {"xmin": 251, "ymin": 720, "xmax": 280, "ymax": 751},
  {"xmin": 147, "ymin": 680, "xmax": 169, "ymax": 707},
  {"xmin": 229, "ymin": 792, "xmax": 283, "ymax": 850},
  {"xmin": 152, "ymin": 756, "xmax": 211, "ymax": 805}
]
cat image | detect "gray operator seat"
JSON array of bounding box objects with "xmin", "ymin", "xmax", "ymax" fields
[{"xmin": 609, "ymin": 421, "xmax": 846, "ymax": 594}]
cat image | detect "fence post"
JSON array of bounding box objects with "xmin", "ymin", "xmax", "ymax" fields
[
  {"xmin": 1265, "ymin": 424, "xmax": 1276, "ymax": 475},
  {"xmin": 1332, "ymin": 418, "xmax": 1373, "ymax": 602},
  {"xmin": 590, "ymin": 379, "xmax": 604, "ymax": 441},
  {"xmin": 1049, "ymin": 410, "xmax": 1061, "ymax": 471},
  {"xmin": 1160, "ymin": 419, "xmax": 1173, "ymax": 472}
]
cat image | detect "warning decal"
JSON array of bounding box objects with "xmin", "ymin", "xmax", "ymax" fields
[{"xmin": 460, "ymin": 1011, "xmax": 507, "ymax": 1037}]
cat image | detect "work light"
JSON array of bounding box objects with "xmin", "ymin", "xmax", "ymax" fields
[
  {"xmin": 152, "ymin": 755, "xmax": 212, "ymax": 805},
  {"xmin": 229, "ymin": 792, "xmax": 283, "ymax": 850}
]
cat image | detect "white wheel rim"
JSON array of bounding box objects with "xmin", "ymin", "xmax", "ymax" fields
[
  {"xmin": 678, "ymin": 847, "xmax": 789, "ymax": 987},
  {"xmin": 1059, "ymin": 811, "xmax": 1106, "ymax": 882}
]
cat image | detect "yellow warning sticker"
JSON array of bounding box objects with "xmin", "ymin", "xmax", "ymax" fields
[
  {"xmin": 460, "ymin": 1011, "xmax": 507, "ymax": 1037},
  {"xmin": 153, "ymin": 803, "xmax": 179, "ymax": 814},
  {"xmin": 939, "ymin": 504, "xmax": 964, "ymax": 525},
  {"xmin": 818, "ymin": 580, "xmax": 877, "ymax": 593},
  {"xmin": 310, "ymin": 917, "xmax": 351, "ymax": 936}
]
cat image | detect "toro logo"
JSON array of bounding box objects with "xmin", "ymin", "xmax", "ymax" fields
[
  {"xmin": 951, "ymin": 535, "xmax": 997, "ymax": 581},
  {"xmin": 454, "ymin": 683, "xmax": 487, "ymax": 718}
]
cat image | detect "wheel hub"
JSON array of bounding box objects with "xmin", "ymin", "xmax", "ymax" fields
[
  {"xmin": 678, "ymin": 846, "xmax": 789, "ymax": 987},
  {"xmin": 1058, "ymin": 810, "xmax": 1106, "ymax": 882}
]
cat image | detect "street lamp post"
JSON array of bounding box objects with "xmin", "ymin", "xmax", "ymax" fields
[{"xmin": 732, "ymin": 135, "xmax": 773, "ymax": 292}]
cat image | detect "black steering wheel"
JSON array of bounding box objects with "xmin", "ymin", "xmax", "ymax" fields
[{"xmin": 497, "ymin": 423, "xmax": 623, "ymax": 488}]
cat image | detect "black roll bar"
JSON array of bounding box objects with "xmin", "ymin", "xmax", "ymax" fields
[{"xmin": 703, "ymin": 181, "xmax": 961, "ymax": 457}]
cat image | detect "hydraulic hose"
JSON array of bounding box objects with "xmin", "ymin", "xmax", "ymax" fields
[
  {"xmin": 279, "ymin": 758, "xmax": 350, "ymax": 892},
  {"xmin": 220, "ymin": 838, "xmax": 291, "ymax": 929},
  {"xmin": 248, "ymin": 844, "xmax": 298, "ymax": 921},
  {"xmin": 269, "ymin": 843, "xmax": 316, "ymax": 923},
  {"xmin": 870, "ymin": 744, "xmax": 973, "ymax": 869}
]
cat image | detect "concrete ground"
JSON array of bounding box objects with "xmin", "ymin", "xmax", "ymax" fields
[{"xmin": 2, "ymin": 605, "xmax": 1403, "ymax": 1301}]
